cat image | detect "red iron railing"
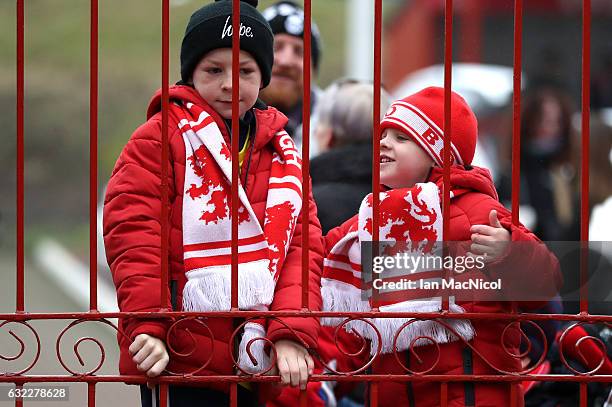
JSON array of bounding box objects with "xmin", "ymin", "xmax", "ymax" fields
[{"xmin": 3, "ymin": 0, "xmax": 611, "ymax": 406}]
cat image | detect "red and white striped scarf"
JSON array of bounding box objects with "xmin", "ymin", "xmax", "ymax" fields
[
  {"xmin": 321, "ymin": 183, "xmax": 474, "ymax": 354},
  {"xmin": 173, "ymin": 101, "xmax": 302, "ymax": 372}
]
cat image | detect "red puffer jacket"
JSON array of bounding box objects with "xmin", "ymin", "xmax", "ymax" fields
[
  {"xmin": 323, "ymin": 166, "xmax": 562, "ymax": 407},
  {"xmin": 103, "ymin": 85, "xmax": 324, "ymax": 391}
]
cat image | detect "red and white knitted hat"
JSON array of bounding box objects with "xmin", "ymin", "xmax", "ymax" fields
[{"xmin": 380, "ymin": 87, "xmax": 478, "ymax": 166}]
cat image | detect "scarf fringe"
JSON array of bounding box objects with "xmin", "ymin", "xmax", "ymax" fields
[
  {"xmin": 237, "ymin": 322, "xmax": 271, "ymax": 374},
  {"xmin": 182, "ymin": 262, "xmax": 275, "ymax": 311},
  {"xmin": 321, "ymin": 279, "xmax": 370, "ymax": 327},
  {"xmin": 366, "ymin": 302, "xmax": 475, "ymax": 355},
  {"xmin": 321, "ymin": 278, "xmax": 474, "ymax": 355}
]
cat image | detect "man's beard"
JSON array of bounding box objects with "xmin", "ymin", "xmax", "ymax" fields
[{"xmin": 260, "ymin": 71, "xmax": 303, "ymax": 113}]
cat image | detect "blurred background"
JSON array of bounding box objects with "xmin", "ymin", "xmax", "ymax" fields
[{"xmin": 0, "ymin": 0, "xmax": 611, "ymax": 405}]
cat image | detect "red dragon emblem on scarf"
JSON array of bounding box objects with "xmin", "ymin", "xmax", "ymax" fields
[
  {"xmin": 363, "ymin": 185, "xmax": 439, "ymax": 255},
  {"xmin": 186, "ymin": 144, "xmax": 249, "ymax": 225},
  {"xmin": 264, "ymin": 201, "xmax": 296, "ymax": 278}
]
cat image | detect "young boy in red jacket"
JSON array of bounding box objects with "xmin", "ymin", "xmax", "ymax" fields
[
  {"xmin": 320, "ymin": 87, "xmax": 562, "ymax": 407},
  {"xmin": 103, "ymin": 1, "xmax": 323, "ymax": 405}
]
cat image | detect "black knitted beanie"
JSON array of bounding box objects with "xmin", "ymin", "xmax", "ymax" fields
[
  {"xmin": 261, "ymin": 0, "xmax": 322, "ymax": 71},
  {"xmin": 180, "ymin": 0, "xmax": 274, "ymax": 87}
]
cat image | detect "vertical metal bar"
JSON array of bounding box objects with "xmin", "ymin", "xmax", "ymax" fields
[
  {"xmin": 88, "ymin": 382, "xmax": 96, "ymax": 406},
  {"xmin": 160, "ymin": 0, "xmax": 170, "ymax": 311},
  {"xmin": 16, "ymin": 0, "xmax": 25, "ymax": 314},
  {"xmin": 511, "ymin": 0, "xmax": 523, "ymax": 227},
  {"xmin": 369, "ymin": 4, "xmax": 383, "ymax": 401},
  {"xmin": 371, "ymin": 0, "xmax": 382, "ymax": 312},
  {"xmin": 440, "ymin": 382, "xmax": 448, "ymax": 407},
  {"xmin": 89, "ymin": 0, "xmax": 99, "ymax": 312},
  {"xmin": 580, "ymin": 382, "xmax": 587, "ymax": 407},
  {"xmin": 443, "ymin": 0, "xmax": 453, "ymax": 234},
  {"xmin": 510, "ymin": 6, "xmax": 524, "ymax": 405},
  {"xmin": 301, "ymin": 0, "xmax": 312, "ymax": 310},
  {"xmin": 510, "ymin": 382, "xmax": 518, "ymax": 406},
  {"xmin": 230, "ymin": 383, "xmax": 238, "ymax": 407},
  {"xmin": 229, "ymin": 2, "xmax": 240, "ymax": 390},
  {"xmin": 372, "ymin": 0, "xmax": 382, "ymax": 246},
  {"xmin": 14, "ymin": 384, "xmax": 22, "ymax": 407},
  {"xmin": 160, "ymin": 383, "xmax": 168, "ymax": 407},
  {"xmin": 370, "ymin": 381, "xmax": 379, "ymax": 407},
  {"xmin": 230, "ymin": 0, "xmax": 240, "ymax": 311},
  {"xmin": 579, "ymin": 0, "xmax": 591, "ymax": 314},
  {"xmin": 442, "ymin": 0, "xmax": 453, "ymax": 312}
]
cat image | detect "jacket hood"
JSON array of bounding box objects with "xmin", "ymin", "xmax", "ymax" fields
[
  {"xmin": 310, "ymin": 143, "xmax": 372, "ymax": 185},
  {"xmin": 146, "ymin": 85, "xmax": 289, "ymax": 150},
  {"xmin": 428, "ymin": 165, "xmax": 499, "ymax": 201}
]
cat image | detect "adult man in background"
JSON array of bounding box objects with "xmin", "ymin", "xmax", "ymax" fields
[{"xmin": 261, "ymin": 0, "xmax": 322, "ymax": 152}]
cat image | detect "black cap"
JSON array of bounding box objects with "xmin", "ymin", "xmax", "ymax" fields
[
  {"xmin": 262, "ymin": 0, "xmax": 322, "ymax": 71},
  {"xmin": 180, "ymin": 0, "xmax": 274, "ymax": 87}
]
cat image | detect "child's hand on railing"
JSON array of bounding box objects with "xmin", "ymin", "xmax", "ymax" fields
[
  {"xmin": 273, "ymin": 339, "xmax": 314, "ymax": 390},
  {"xmin": 469, "ymin": 209, "xmax": 511, "ymax": 263},
  {"xmin": 129, "ymin": 334, "xmax": 170, "ymax": 388}
]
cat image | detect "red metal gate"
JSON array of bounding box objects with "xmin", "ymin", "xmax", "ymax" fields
[{"xmin": 3, "ymin": 0, "xmax": 611, "ymax": 406}]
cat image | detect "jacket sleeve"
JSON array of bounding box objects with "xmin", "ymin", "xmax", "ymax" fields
[
  {"xmin": 266, "ymin": 177, "xmax": 325, "ymax": 350},
  {"xmin": 324, "ymin": 215, "xmax": 358, "ymax": 256},
  {"xmin": 103, "ymin": 118, "xmax": 174, "ymax": 341},
  {"xmin": 487, "ymin": 203, "xmax": 563, "ymax": 310}
]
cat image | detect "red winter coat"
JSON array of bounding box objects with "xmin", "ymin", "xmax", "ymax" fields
[
  {"xmin": 322, "ymin": 166, "xmax": 562, "ymax": 407},
  {"xmin": 103, "ymin": 85, "xmax": 324, "ymax": 392}
]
